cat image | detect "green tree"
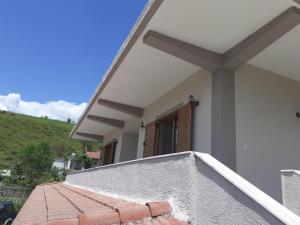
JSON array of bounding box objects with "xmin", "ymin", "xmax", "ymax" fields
[
  {"xmin": 19, "ymin": 143, "xmax": 54, "ymax": 186},
  {"xmin": 75, "ymin": 151, "xmax": 93, "ymax": 169},
  {"xmin": 81, "ymin": 141, "xmax": 93, "ymax": 151}
]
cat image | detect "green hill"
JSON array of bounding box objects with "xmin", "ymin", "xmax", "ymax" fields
[{"xmin": 0, "ymin": 110, "xmax": 98, "ymax": 169}]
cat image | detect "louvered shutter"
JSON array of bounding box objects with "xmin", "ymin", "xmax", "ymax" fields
[
  {"xmin": 102, "ymin": 141, "xmax": 116, "ymax": 165},
  {"xmin": 143, "ymin": 121, "xmax": 156, "ymax": 158},
  {"xmin": 100, "ymin": 149, "xmax": 105, "ymax": 165},
  {"xmin": 176, "ymin": 103, "xmax": 193, "ymax": 152},
  {"xmin": 107, "ymin": 142, "xmax": 116, "ymax": 164}
]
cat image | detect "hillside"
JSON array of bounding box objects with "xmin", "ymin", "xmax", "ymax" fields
[{"xmin": 0, "ymin": 110, "xmax": 99, "ymax": 169}]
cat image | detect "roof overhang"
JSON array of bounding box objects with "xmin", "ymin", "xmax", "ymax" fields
[{"xmin": 71, "ymin": 0, "xmax": 300, "ymax": 141}]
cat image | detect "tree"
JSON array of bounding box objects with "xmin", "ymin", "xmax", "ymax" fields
[
  {"xmin": 67, "ymin": 118, "xmax": 72, "ymax": 124},
  {"xmin": 19, "ymin": 143, "xmax": 53, "ymax": 187},
  {"xmin": 81, "ymin": 141, "xmax": 93, "ymax": 151}
]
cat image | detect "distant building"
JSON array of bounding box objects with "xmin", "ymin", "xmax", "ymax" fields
[
  {"xmin": 85, "ymin": 150, "xmax": 101, "ymax": 167},
  {"xmin": 52, "ymin": 157, "xmax": 82, "ymax": 171}
]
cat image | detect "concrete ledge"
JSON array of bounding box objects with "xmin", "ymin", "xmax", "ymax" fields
[
  {"xmin": 66, "ymin": 152, "xmax": 300, "ymax": 225},
  {"xmin": 281, "ymin": 169, "xmax": 300, "ymax": 217},
  {"xmin": 67, "ymin": 151, "xmax": 190, "ymax": 175},
  {"xmin": 281, "ymin": 169, "xmax": 300, "ymax": 177}
]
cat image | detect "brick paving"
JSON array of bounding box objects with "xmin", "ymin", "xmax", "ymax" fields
[{"xmin": 12, "ymin": 183, "xmax": 188, "ymax": 225}]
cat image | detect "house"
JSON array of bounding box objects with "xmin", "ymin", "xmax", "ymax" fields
[
  {"xmin": 14, "ymin": 0, "xmax": 300, "ymax": 224},
  {"xmin": 52, "ymin": 156, "xmax": 82, "ymax": 171},
  {"xmin": 52, "ymin": 158, "xmax": 68, "ymax": 170},
  {"xmin": 52, "ymin": 151, "xmax": 101, "ymax": 171},
  {"xmin": 85, "ymin": 150, "xmax": 101, "ymax": 167},
  {"xmin": 70, "ymin": 0, "xmax": 300, "ymax": 203}
]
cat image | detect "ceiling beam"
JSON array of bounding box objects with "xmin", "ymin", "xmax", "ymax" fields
[
  {"xmin": 98, "ymin": 98, "xmax": 143, "ymax": 117},
  {"xmin": 223, "ymin": 7, "xmax": 300, "ymax": 70},
  {"xmin": 143, "ymin": 7, "xmax": 300, "ymax": 72},
  {"xmin": 87, "ymin": 115, "xmax": 125, "ymax": 129},
  {"xmin": 143, "ymin": 30, "xmax": 223, "ymax": 71},
  {"xmin": 76, "ymin": 132, "xmax": 103, "ymax": 142}
]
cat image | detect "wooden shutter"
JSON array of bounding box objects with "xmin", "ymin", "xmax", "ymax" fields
[
  {"xmin": 102, "ymin": 141, "xmax": 116, "ymax": 165},
  {"xmin": 176, "ymin": 103, "xmax": 193, "ymax": 152},
  {"xmin": 143, "ymin": 121, "xmax": 156, "ymax": 158},
  {"xmin": 99, "ymin": 149, "xmax": 105, "ymax": 165}
]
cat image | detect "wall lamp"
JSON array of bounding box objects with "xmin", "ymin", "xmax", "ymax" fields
[{"xmin": 188, "ymin": 95, "xmax": 199, "ymax": 106}]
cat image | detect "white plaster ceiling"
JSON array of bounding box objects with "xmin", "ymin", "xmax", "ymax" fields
[
  {"xmin": 249, "ymin": 25, "xmax": 300, "ymax": 82},
  {"xmin": 73, "ymin": 0, "xmax": 300, "ymax": 140}
]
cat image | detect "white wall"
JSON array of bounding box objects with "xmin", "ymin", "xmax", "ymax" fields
[
  {"xmin": 235, "ymin": 64, "xmax": 300, "ymax": 202},
  {"xmin": 66, "ymin": 152, "xmax": 299, "ymax": 225},
  {"xmin": 104, "ymin": 130, "xmax": 139, "ymax": 163},
  {"xmin": 103, "ymin": 129, "xmax": 123, "ymax": 163},
  {"xmin": 52, "ymin": 158, "xmax": 67, "ymax": 169},
  {"xmin": 137, "ymin": 69, "xmax": 212, "ymax": 157},
  {"xmin": 281, "ymin": 170, "xmax": 300, "ymax": 217},
  {"xmin": 120, "ymin": 132, "xmax": 139, "ymax": 162}
]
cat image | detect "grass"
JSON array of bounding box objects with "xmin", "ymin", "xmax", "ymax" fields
[{"xmin": 0, "ymin": 111, "xmax": 99, "ymax": 169}]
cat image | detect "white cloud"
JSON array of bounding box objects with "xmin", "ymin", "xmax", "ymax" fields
[{"xmin": 0, "ymin": 93, "xmax": 87, "ymax": 122}]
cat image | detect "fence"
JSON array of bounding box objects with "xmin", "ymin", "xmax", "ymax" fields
[
  {"xmin": 0, "ymin": 185, "xmax": 32, "ymax": 211},
  {"xmin": 0, "ymin": 185, "xmax": 31, "ymax": 199}
]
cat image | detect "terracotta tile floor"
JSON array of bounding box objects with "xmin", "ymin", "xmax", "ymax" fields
[{"xmin": 12, "ymin": 183, "xmax": 188, "ymax": 225}]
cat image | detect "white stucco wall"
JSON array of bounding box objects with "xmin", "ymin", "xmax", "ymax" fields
[
  {"xmin": 104, "ymin": 130, "xmax": 139, "ymax": 163},
  {"xmin": 103, "ymin": 129, "xmax": 123, "ymax": 163},
  {"xmin": 119, "ymin": 132, "xmax": 139, "ymax": 162},
  {"xmin": 66, "ymin": 152, "xmax": 300, "ymax": 225},
  {"xmin": 281, "ymin": 170, "xmax": 300, "ymax": 217},
  {"xmin": 235, "ymin": 64, "xmax": 300, "ymax": 202},
  {"xmin": 52, "ymin": 158, "xmax": 67, "ymax": 169},
  {"xmin": 136, "ymin": 68, "xmax": 212, "ymax": 157}
]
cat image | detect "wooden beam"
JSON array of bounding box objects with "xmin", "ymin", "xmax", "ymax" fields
[
  {"xmin": 98, "ymin": 99, "xmax": 143, "ymax": 117},
  {"xmin": 76, "ymin": 132, "xmax": 103, "ymax": 142},
  {"xmin": 223, "ymin": 7, "xmax": 300, "ymax": 70},
  {"xmin": 87, "ymin": 115, "xmax": 125, "ymax": 128},
  {"xmin": 143, "ymin": 30, "xmax": 223, "ymax": 71}
]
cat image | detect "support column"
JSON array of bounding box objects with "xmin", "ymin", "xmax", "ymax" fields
[{"xmin": 211, "ymin": 69, "xmax": 236, "ymax": 171}]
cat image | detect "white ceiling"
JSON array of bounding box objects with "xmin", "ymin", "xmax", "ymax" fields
[
  {"xmin": 249, "ymin": 25, "xmax": 300, "ymax": 82},
  {"xmin": 73, "ymin": 0, "xmax": 300, "ymax": 140}
]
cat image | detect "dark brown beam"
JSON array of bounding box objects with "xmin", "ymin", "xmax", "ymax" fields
[
  {"xmin": 76, "ymin": 132, "xmax": 103, "ymax": 142},
  {"xmin": 98, "ymin": 99, "xmax": 143, "ymax": 117},
  {"xmin": 87, "ymin": 115, "xmax": 125, "ymax": 128},
  {"xmin": 223, "ymin": 7, "xmax": 300, "ymax": 70},
  {"xmin": 143, "ymin": 30, "xmax": 223, "ymax": 71}
]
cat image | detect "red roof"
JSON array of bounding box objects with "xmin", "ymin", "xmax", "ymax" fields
[
  {"xmin": 13, "ymin": 183, "xmax": 187, "ymax": 225},
  {"xmin": 85, "ymin": 150, "xmax": 101, "ymax": 160}
]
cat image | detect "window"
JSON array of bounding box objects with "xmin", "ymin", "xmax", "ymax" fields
[
  {"xmin": 101, "ymin": 141, "xmax": 117, "ymax": 165},
  {"xmin": 155, "ymin": 112, "xmax": 178, "ymax": 155},
  {"xmin": 143, "ymin": 103, "xmax": 193, "ymax": 158}
]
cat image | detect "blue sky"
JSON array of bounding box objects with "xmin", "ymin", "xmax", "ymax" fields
[{"xmin": 0, "ymin": 0, "xmax": 147, "ymax": 121}]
